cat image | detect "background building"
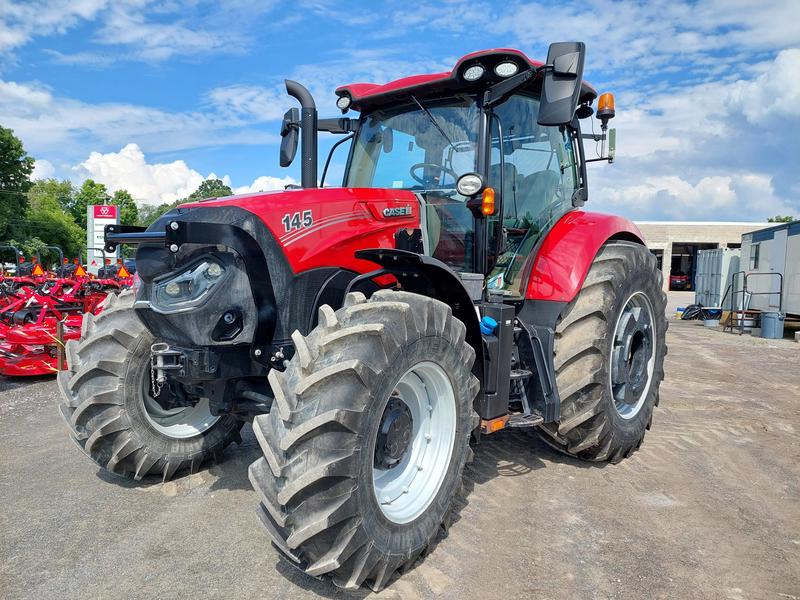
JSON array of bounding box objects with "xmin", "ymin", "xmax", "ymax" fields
[{"xmin": 634, "ymin": 221, "xmax": 769, "ymax": 291}]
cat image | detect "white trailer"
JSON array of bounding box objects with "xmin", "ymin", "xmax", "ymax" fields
[
  {"xmin": 740, "ymin": 221, "xmax": 800, "ymax": 315},
  {"xmin": 694, "ymin": 248, "xmax": 741, "ymax": 307}
]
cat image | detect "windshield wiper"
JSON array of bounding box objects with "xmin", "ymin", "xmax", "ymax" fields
[{"xmin": 411, "ymin": 95, "xmax": 457, "ymax": 153}]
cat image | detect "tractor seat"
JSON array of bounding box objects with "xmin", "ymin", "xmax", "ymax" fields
[
  {"xmin": 489, "ymin": 163, "xmax": 520, "ymax": 208},
  {"xmin": 517, "ymin": 170, "xmax": 560, "ymax": 215}
]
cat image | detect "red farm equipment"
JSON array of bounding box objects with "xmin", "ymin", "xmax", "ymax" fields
[
  {"xmin": 58, "ymin": 44, "xmax": 667, "ymax": 591},
  {"xmin": 0, "ymin": 246, "xmax": 132, "ymax": 376}
]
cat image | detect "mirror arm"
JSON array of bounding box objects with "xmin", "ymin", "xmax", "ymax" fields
[
  {"xmin": 483, "ymin": 67, "xmax": 542, "ymax": 107},
  {"xmin": 318, "ymin": 118, "xmax": 359, "ymax": 134},
  {"xmin": 320, "ymin": 133, "xmax": 354, "ymax": 187}
]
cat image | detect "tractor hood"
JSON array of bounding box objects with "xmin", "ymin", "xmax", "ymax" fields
[
  {"xmin": 133, "ymin": 186, "xmax": 423, "ymax": 357},
  {"xmin": 179, "ymin": 187, "xmax": 421, "ymax": 273}
]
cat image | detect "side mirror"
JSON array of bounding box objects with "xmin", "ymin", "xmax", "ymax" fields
[
  {"xmin": 538, "ymin": 41, "xmax": 586, "ymax": 126},
  {"xmin": 280, "ymin": 108, "xmax": 300, "ymax": 167}
]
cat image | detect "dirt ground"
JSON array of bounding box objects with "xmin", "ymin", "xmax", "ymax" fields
[{"xmin": 1, "ymin": 297, "xmax": 798, "ymax": 600}]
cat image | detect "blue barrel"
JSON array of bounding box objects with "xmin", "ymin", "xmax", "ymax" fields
[{"xmin": 761, "ymin": 312, "xmax": 785, "ymax": 339}]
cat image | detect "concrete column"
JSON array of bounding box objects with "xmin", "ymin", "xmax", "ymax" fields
[{"xmin": 662, "ymin": 242, "xmax": 672, "ymax": 292}]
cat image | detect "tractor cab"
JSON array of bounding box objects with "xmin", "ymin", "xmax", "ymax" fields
[{"xmin": 280, "ymin": 45, "xmax": 615, "ymax": 297}]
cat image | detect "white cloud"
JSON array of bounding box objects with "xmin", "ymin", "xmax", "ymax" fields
[
  {"xmin": 207, "ymin": 85, "xmax": 287, "ymax": 122},
  {"xmin": 75, "ymin": 144, "xmax": 206, "ymax": 204},
  {"xmin": 0, "ymin": 0, "xmax": 108, "ymax": 55},
  {"xmin": 31, "ymin": 158, "xmax": 55, "ymax": 180},
  {"xmin": 73, "ymin": 143, "xmax": 296, "ymax": 205},
  {"xmin": 0, "ymin": 78, "xmax": 279, "ymax": 162},
  {"xmin": 1, "ymin": 1, "xmax": 265, "ymax": 65},
  {"xmin": 725, "ymin": 48, "xmax": 800, "ymax": 124},
  {"xmin": 233, "ymin": 175, "xmax": 297, "ymax": 194}
]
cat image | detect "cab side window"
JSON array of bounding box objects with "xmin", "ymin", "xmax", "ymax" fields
[{"xmin": 487, "ymin": 94, "xmax": 580, "ymax": 295}]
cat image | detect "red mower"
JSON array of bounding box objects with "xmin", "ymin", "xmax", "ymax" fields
[{"xmin": 0, "ymin": 249, "xmax": 133, "ymax": 376}]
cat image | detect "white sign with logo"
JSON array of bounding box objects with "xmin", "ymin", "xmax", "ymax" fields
[{"xmin": 86, "ymin": 204, "xmax": 119, "ymax": 274}]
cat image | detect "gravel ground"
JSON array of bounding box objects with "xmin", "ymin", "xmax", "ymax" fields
[{"xmin": 1, "ymin": 305, "xmax": 798, "ymax": 600}]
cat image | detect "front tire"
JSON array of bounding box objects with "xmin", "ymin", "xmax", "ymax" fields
[
  {"xmin": 248, "ymin": 290, "xmax": 479, "ymax": 591},
  {"xmin": 537, "ymin": 241, "xmax": 667, "ymax": 462},
  {"xmin": 57, "ymin": 289, "xmax": 243, "ymax": 481}
]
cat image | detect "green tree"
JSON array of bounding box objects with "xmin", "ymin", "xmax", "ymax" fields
[
  {"xmin": 187, "ymin": 178, "xmax": 232, "ymax": 201},
  {"xmin": 114, "ymin": 189, "xmax": 139, "ymax": 225},
  {"xmin": 73, "ymin": 179, "xmax": 109, "ymax": 229},
  {"xmin": 25, "ymin": 183, "xmax": 84, "ymax": 258},
  {"xmin": 137, "ymin": 200, "xmax": 180, "ymax": 228},
  {"xmin": 28, "ymin": 178, "xmax": 75, "ymax": 213},
  {"xmin": 767, "ymin": 215, "xmax": 794, "ymax": 223},
  {"xmin": 0, "ymin": 126, "xmax": 34, "ymax": 239}
]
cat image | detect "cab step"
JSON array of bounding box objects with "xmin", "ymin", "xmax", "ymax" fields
[
  {"xmin": 506, "ymin": 412, "xmax": 544, "ymax": 428},
  {"xmin": 510, "ymin": 368, "xmax": 533, "ymax": 381}
]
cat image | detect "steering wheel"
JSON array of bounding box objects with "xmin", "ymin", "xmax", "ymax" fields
[{"xmin": 409, "ymin": 162, "xmax": 459, "ymax": 187}]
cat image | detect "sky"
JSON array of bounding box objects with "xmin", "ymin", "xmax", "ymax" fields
[{"xmin": 1, "ymin": 0, "xmax": 798, "ymax": 221}]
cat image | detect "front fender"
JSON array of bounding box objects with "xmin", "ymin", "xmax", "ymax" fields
[
  {"xmin": 355, "ymin": 248, "xmax": 484, "ymax": 388},
  {"xmin": 524, "ymin": 210, "xmax": 645, "ymax": 302}
]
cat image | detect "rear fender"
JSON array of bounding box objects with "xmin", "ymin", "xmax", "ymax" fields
[{"xmin": 525, "ymin": 210, "xmax": 645, "ymax": 302}]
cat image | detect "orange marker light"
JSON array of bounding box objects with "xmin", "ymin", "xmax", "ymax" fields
[
  {"xmin": 480, "ymin": 415, "xmax": 508, "ymax": 434},
  {"xmin": 481, "ymin": 187, "xmax": 496, "ymax": 216},
  {"xmin": 597, "ymin": 92, "xmax": 616, "ymax": 120}
]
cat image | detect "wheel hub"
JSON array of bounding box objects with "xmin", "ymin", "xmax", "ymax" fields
[
  {"xmin": 610, "ymin": 292, "xmax": 656, "ymax": 419},
  {"xmin": 372, "ymin": 362, "xmax": 457, "ymax": 524},
  {"xmin": 375, "ymin": 397, "xmax": 413, "ymax": 469}
]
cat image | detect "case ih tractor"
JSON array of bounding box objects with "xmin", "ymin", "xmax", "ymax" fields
[{"xmin": 58, "ymin": 43, "xmax": 666, "ymax": 591}]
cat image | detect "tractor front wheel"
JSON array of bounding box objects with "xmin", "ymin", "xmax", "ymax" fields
[
  {"xmin": 248, "ymin": 290, "xmax": 478, "ymax": 591},
  {"xmin": 537, "ymin": 241, "xmax": 667, "ymax": 462},
  {"xmin": 57, "ymin": 289, "xmax": 243, "ymax": 481}
]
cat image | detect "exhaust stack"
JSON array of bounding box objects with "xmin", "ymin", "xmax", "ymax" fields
[{"xmin": 285, "ymin": 80, "xmax": 318, "ymax": 188}]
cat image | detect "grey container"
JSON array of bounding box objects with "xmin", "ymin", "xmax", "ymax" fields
[
  {"xmin": 761, "ymin": 312, "xmax": 785, "ymax": 339},
  {"xmin": 695, "ymin": 248, "xmax": 741, "ymax": 308}
]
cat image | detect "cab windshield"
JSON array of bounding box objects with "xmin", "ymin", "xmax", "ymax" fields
[
  {"xmin": 346, "ymin": 96, "xmax": 479, "ymax": 272},
  {"xmin": 344, "ymin": 94, "xmax": 579, "ymax": 282}
]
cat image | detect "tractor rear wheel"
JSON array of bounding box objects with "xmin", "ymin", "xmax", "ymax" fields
[
  {"xmin": 537, "ymin": 241, "xmax": 667, "ymax": 462},
  {"xmin": 57, "ymin": 289, "xmax": 243, "ymax": 481},
  {"xmin": 248, "ymin": 290, "xmax": 478, "ymax": 591}
]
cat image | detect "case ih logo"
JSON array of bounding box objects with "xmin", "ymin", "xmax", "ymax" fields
[
  {"xmin": 382, "ymin": 206, "xmax": 412, "ymax": 218},
  {"xmin": 93, "ymin": 205, "xmax": 118, "ymax": 219}
]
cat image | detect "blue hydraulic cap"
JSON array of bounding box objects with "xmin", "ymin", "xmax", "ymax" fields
[{"xmin": 479, "ymin": 315, "xmax": 498, "ymax": 335}]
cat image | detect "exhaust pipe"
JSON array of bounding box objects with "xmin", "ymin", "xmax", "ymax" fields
[{"xmin": 285, "ymin": 80, "xmax": 318, "ymax": 188}]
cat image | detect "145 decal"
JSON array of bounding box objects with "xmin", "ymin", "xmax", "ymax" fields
[{"xmin": 282, "ymin": 210, "xmax": 313, "ymax": 233}]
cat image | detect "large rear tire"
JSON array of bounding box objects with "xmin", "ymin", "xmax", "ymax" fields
[
  {"xmin": 248, "ymin": 290, "xmax": 479, "ymax": 591},
  {"xmin": 57, "ymin": 289, "xmax": 243, "ymax": 481},
  {"xmin": 537, "ymin": 241, "xmax": 667, "ymax": 462}
]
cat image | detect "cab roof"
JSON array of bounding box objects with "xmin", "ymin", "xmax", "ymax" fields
[{"xmin": 335, "ymin": 48, "xmax": 598, "ymax": 112}]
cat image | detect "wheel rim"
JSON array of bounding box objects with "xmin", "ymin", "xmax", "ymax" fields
[
  {"xmin": 140, "ymin": 365, "xmax": 220, "ymax": 439},
  {"xmin": 609, "ymin": 291, "xmax": 656, "ymax": 419},
  {"xmin": 372, "ymin": 361, "xmax": 456, "ymax": 524}
]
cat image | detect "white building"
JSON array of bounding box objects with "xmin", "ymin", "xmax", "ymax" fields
[{"xmin": 634, "ymin": 221, "xmax": 769, "ymax": 291}]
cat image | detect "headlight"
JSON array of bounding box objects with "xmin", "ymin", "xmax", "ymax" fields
[
  {"xmin": 462, "ymin": 64, "xmax": 485, "ymax": 82},
  {"xmin": 336, "ymin": 94, "xmax": 352, "ymax": 112},
  {"xmin": 152, "ymin": 259, "xmax": 227, "ymax": 313},
  {"xmin": 494, "ymin": 61, "xmax": 519, "ymax": 78},
  {"xmin": 456, "ymin": 172, "xmax": 485, "ymax": 196}
]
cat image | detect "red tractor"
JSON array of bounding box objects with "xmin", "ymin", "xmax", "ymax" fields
[{"xmin": 58, "ymin": 43, "xmax": 667, "ymax": 591}]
